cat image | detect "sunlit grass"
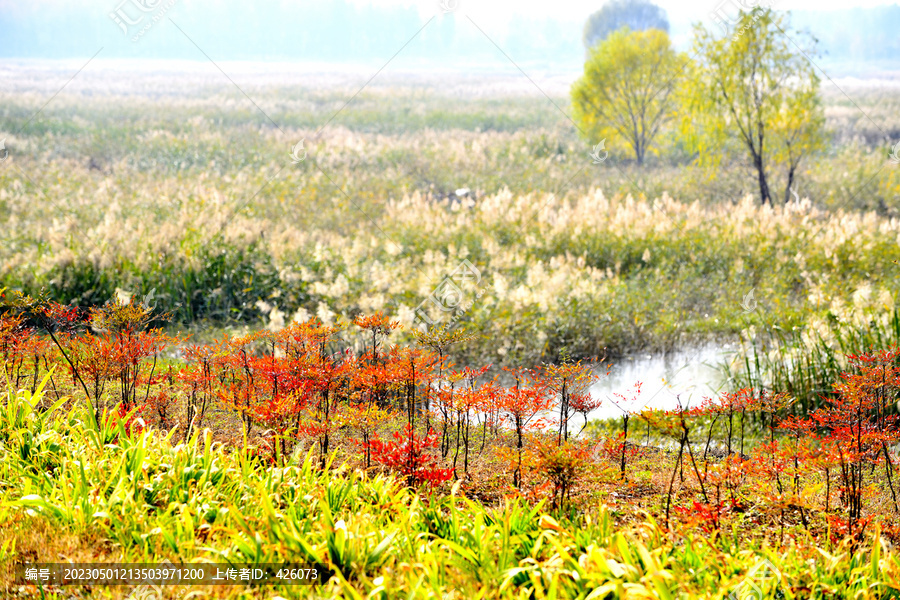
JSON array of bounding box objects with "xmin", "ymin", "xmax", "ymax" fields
[{"xmin": 2, "ymin": 382, "xmax": 899, "ymax": 598}]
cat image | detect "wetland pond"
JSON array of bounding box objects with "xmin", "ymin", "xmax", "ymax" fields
[{"xmin": 584, "ymin": 343, "xmax": 742, "ymax": 424}]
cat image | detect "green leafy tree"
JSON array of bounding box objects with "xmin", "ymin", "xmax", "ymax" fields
[
  {"xmin": 583, "ymin": 0, "xmax": 669, "ymax": 50},
  {"xmin": 571, "ymin": 27, "xmax": 685, "ymax": 166},
  {"xmin": 686, "ymin": 8, "xmax": 825, "ymax": 205}
]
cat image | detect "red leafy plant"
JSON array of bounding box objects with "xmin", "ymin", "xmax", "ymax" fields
[
  {"xmin": 534, "ymin": 438, "xmax": 591, "ymax": 510},
  {"xmin": 365, "ymin": 424, "xmax": 453, "ymax": 488},
  {"xmin": 674, "ymin": 500, "xmax": 728, "ymax": 534}
]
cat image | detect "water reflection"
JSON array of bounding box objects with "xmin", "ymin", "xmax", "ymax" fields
[{"xmin": 586, "ymin": 343, "xmax": 740, "ymax": 423}]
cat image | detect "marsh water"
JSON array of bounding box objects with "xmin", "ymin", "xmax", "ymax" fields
[{"xmin": 583, "ymin": 343, "xmax": 741, "ymax": 424}]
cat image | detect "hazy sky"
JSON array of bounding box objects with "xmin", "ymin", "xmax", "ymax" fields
[
  {"xmin": 350, "ymin": 0, "xmax": 898, "ymax": 22},
  {"xmin": 3, "ymin": 0, "xmax": 899, "ymax": 66},
  {"xmin": 7, "ymin": 0, "xmax": 896, "ymax": 25},
  {"xmin": 348, "ymin": 0, "xmax": 900, "ymax": 47}
]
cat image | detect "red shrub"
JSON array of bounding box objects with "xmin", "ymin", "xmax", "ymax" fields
[{"xmin": 366, "ymin": 425, "xmax": 453, "ymax": 488}]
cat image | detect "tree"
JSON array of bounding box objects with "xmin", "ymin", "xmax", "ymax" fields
[
  {"xmin": 389, "ymin": 346, "xmax": 439, "ymax": 430},
  {"xmin": 571, "ymin": 28, "xmax": 684, "ymax": 166},
  {"xmin": 686, "ymin": 9, "xmax": 825, "ymax": 205},
  {"xmin": 607, "ymin": 381, "xmax": 642, "ymax": 478},
  {"xmin": 446, "ymin": 365, "xmax": 491, "ymax": 478},
  {"xmin": 412, "ymin": 324, "xmax": 474, "ymax": 432},
  {"xmin": 535, "ymin": 352, "xmax": 595, "ymax": 445},
  {"xmin": 583, "ymin": 0, "xmax": 669, "ymax": 50},
  {"xmin": 497, "ymin": 368, "xmax": 555, "ymax": 487},
  {"xmin": 10, "ymin": 293, "xmax": 180, "ymax": 425},
  {"xmin": 353, "ymin": 312, "xmax": 400, "ymax": 367},
  {"xmin": 777, "ymin": 348, "xmax": 900, "ymax": 538}
]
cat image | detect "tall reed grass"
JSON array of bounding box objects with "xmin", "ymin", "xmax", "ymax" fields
[{"xmin": 727, "ymin": 303, "xmax": 900, "ymax": 412}]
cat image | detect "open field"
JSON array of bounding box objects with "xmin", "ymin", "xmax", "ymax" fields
[{"xmin": 3, "ymin": 66, "xmax": 900, "ymax": 370}]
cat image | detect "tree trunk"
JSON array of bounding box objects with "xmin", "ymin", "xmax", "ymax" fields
[
  {"xmin": 784, "ymin": 165, "xmax": 796, "ymax": 205},
  {"xmin": 665, "ymin": 430, "xmax": 687, "ymax": 526},
  {"xmin": 515, "ymin": 417, "xmax": 523, "ymax": 488},
  {"xmin": 754, "ymin": 154, "xmax": 771, "ymax": 205}
]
